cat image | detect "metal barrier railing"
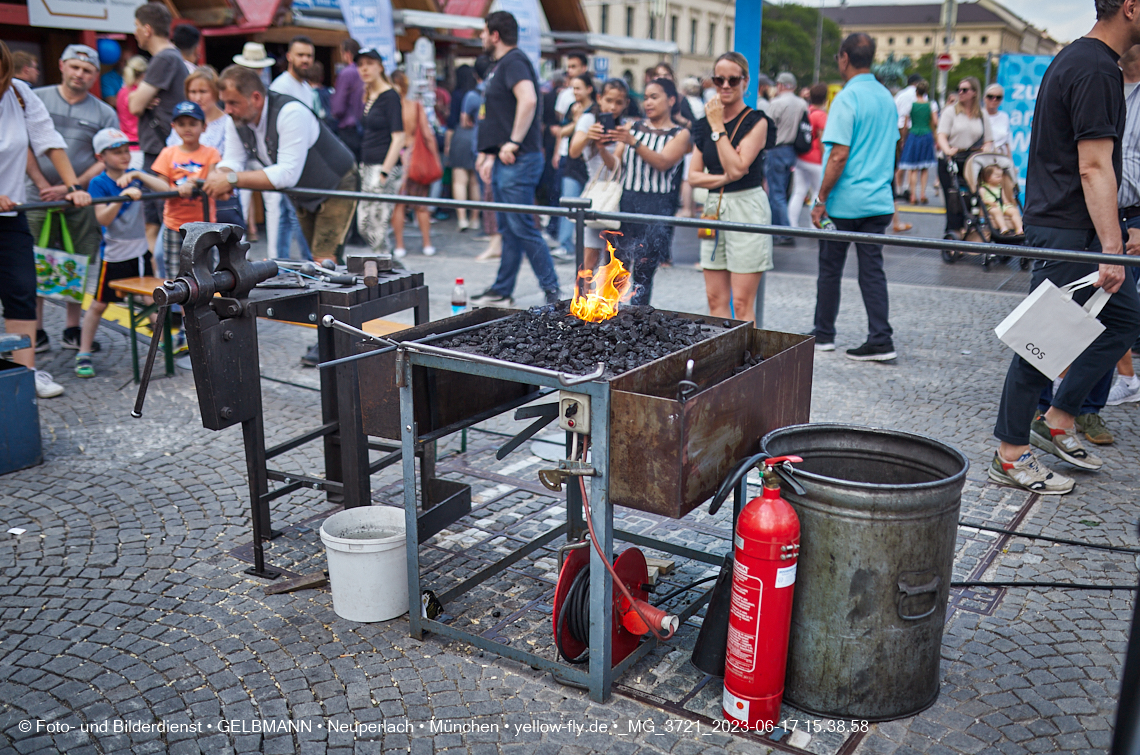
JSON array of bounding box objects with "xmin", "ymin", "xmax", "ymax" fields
[{"xmin": 16, "ymin": 185, "xmax": 1138, "ymax": 324}]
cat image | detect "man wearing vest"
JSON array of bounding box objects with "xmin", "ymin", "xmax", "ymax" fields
[{"xmin": 203, "ymin": 65, "xmax": 357, "ymax": 259}]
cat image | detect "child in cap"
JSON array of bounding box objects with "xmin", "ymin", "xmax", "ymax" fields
[
  {"xmin": 76, "ymin": 128, "xmax": 153, "ymax": 378},
  {"xmin": 122, "ymin": 101, "xmax": 220, "ymax": 281}
]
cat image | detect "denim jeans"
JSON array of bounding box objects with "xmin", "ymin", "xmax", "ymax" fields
[
  {"xmin": 490, "ymin": 151, "xmax": 559, "ymax": 297},
  {"xmin": 765, "ymin": 144, "xmax": 797, "ymax": 229},
  {"xmin": 278, "ymin": 195, "xmax": 313, "ymax": 261},
  {"xmin": 557, "ymin": 175, "xmax": 583, "ymax": 250},
  {"xmin": 994, "ymin": 225, "xmax": 1140, "ymax": 445}
]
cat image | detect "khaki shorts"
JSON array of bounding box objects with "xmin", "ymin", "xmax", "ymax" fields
[{"xmin": 699, "ymin": 185, "xmax": 774, "ymax": 274}]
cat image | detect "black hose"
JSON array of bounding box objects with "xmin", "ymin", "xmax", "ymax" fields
[
  {"xmin": 958, "ymin": 520, "xmax": 1140, "ymax": 555},
  {"xmin": 653, "ymin": 575, "xmax": 719, "ymax": 606},
  {"xmin": 555, "ymin": 567, "xmax": 591, "ymax": 664},
  {"xmin": 953, "ymin": 581, "xmax": 1137, "ymax": 591}
]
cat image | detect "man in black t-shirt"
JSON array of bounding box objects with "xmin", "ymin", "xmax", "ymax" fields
[
  {"xmin": 990, "ymin": 0, "xmax": 1140, "ymax": 496},
  {"xmin": 129, "ymin": 2, "xmax": 189, "ymax": 246},
  {"xmin": 470, "ymin": 11, "xmax": 560, "ymax": 308}
]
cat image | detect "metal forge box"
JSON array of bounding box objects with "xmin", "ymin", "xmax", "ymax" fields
[{"xmin": 356, "ymin": 308, "xmax": 814, "ymax": 518}]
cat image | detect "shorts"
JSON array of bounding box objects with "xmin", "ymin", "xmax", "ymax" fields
[
  {"xmin": 699, "ymin": 185, "xmax": 774, "ymax": 274},
  {"xmin": 0, "ymin": 214, "xmax": 37, "ymax": 321},
  {"xmin": 95, "ymin": 252, "xmax": 154, "ymax": 304},
  {"xmin": 402, "ymin": 178, "xmax": 432, "ymax": 198}
]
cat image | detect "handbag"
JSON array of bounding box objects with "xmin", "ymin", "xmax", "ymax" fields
[
  {"xmin": 407, "ymin": 103, "xmax": 443, "ymax": 185},
  {"xmin": 582, "ymin": 162, "xmax": 623, "ymax": 230},
  {"xmin": 34, "ymin": 209, "xmax": 88, "ymax": 305},
  {"xmin": 698, "ymin": 108, "xmax": 752, "ymax": 240},
  {"xmin": 994, "ymin": 272, "xmax": 1111, "ymax": 380}
]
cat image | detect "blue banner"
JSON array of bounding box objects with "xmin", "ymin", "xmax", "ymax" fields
[
  {"xmin": 496, "ymin": 0, "xmax": 542, "ymax": 72},
  {"xmin": 996, "ymin": 54, "xmax": 1053, "ymax": 189},
  {"xmin": 338, "ymin": 0, "xmax": 397, "ymax": 72}
]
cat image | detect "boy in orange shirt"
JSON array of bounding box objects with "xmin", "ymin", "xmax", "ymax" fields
[{"xmin": 120, "ymin": 101, "xmax": 219, "ymax": 279}]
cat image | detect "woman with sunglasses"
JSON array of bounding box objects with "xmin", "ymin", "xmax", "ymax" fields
[
  {"xmin": 936, "ymin": 76, "xmax": 992, "ymax": 235},
  {"xmin": 688, "ymin": 52, "xmax": 771, "ymax": 323},
  {"xmin": 984, "ymin": 84, "xmax": 1011, "ymax": 156}
]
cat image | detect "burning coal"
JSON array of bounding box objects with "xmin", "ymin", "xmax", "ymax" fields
[{"xmin": 437, "ymin": 302, "xmax": 722, "ymax": 377}]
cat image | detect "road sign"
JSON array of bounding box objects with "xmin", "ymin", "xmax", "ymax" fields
[
  {"xmin": 593, "ymin": 56, "xmax": 609, "ymax": 79},
  {"xmin": 937, "ymin": 53, "xmax": 954, "ymax": 71}
]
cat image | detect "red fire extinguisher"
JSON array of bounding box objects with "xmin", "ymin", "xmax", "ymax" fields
[{"xmin": 722, "ymin": 455, "xmax": 802, "ymax": 731}]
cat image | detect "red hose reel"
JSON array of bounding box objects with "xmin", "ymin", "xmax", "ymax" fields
[{"xmin": 553, "ymin": 545, "xmax": 678, "ymax": 666}]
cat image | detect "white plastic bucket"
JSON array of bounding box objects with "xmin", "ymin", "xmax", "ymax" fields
[{"xmin": 319, "ymin": 506, "xmax": 409, "ymax": 622}]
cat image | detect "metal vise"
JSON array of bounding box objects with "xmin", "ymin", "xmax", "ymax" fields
[{"xmin": 133, "ymin": 223, "xmax": 278, "ymax": 429}]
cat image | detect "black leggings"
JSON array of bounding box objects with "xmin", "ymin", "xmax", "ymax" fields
[
  {"xmin": 0, "ymin": 214, "xmax": 37, "ymax": 321},
  {"xmin": 617, "ymin": 191, "xmax": 677, "ymax": 306},
  {"xmin": 937, "ymin": 156, "xmax": 967, "ymax": 232}
]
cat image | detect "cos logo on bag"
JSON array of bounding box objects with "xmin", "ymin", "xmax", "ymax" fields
[{"xmin": 1026, "ymin": 343, "xmax": 1045, "ymax": 359}]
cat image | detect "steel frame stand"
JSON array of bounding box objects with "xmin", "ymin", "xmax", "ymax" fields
[{"xmin": 398, "ymin": 353, "xmax": 722, "ymax": 703}]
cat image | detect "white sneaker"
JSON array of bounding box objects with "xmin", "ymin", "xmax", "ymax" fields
[
  {"xmin": 1107, "ymin": 374, "xmax": 1140, "ymax": 406},
  {"xmin": 35, "ymin": 370, "xmax": 64, "ymax": 399},
  {"xmin": 422, "ymin": 246, "xmax": 436, "ymax": 256},
  {"xmin": 988, "ymin": 451, "xmax": 1074, "ymax": 495},
  {"xmin": 549, "ymin": 246, "xmax": 572, "ymax": 261},
  {"xmin": 393, "ymin": 247, "xmax": 407, "ymax": 259}
]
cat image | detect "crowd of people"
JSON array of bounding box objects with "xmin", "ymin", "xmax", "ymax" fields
[{"xmin": 1, "ymin": 1, "xmax": 1139, "ymax": 501}]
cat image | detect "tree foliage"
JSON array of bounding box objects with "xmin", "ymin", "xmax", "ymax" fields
[{"xmin": 760, "ymin": 3, "xmax": 842, "ymax": 84}]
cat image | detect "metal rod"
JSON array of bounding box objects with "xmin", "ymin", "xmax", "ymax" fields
[
  {"xmin": 436, "ymin": 523, "xmax": 569, "ymax": 604},
  {"xmin": 264, "ymin": 421, "xmax": 339, "ymax": 459},
  {"xmin": 320, "ymin": 314, "xmax": 396, "ymax": 346},
  {"xmin": 14, "ymin": 189, "xmax": 183, "ymax": 213},
  {"xmin": 281, "ymin": 185, "xmax": 1137, "ymax": 267},
  {"xmin": 613, "ymin": 529, "xmax": 725, "ymax": 566},
  {"xmin": 400, "ymin": 339, "xmax": 606, "ymax": 386}
]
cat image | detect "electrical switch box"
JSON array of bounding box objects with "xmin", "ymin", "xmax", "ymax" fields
[{"xmin": 558, "ymin": 392, "xmax": 591, "ymax": 434}]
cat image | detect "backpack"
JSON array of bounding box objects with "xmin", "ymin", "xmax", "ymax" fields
[{"xmin": 793, "ymin": 109, "xmax": 813, "ymax": 154}]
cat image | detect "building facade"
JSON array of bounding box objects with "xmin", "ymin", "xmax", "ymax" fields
[
  {"xmin": 822, "ymin": 0, "xmax": 1060, "ymax": 66},
  {"xmin": 582, "ymin": 0, "xmax": 736, "ymax": 87}
]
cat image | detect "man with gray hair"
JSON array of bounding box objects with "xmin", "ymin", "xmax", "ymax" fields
[
  {"xmin": 25, "ymin": 43, "xmax": 119, "ymax": 353},
  {"xmin": 767, "ymin": 71, "xmax": 808, "ymax": 244}
]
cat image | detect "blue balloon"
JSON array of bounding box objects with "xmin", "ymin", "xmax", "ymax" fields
[{"xmin": 97, "ymin": 38, "xmax": 121, "ymax": 67}]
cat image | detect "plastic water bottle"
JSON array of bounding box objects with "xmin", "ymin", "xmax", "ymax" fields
[{"xmin": 451, "ymin": 278, "xmax": 468, "ymax": 315}]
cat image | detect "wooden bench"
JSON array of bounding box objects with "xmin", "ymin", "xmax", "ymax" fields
[{"xmin": 108, "ymin": 276, "xmax": 175, "ymax": 383}]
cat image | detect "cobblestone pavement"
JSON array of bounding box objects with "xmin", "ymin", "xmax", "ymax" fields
[{"xmin": 1, "ymin": 216, "xmax": 1137, "ymax": 755}]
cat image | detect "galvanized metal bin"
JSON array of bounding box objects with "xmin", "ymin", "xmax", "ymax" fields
[{"xmin": 761, "ymin": 424, "xmax": 968, "ymax": 721}]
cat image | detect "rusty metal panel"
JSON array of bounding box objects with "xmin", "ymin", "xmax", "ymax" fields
[
  {"xmin": 610, "ymin": 329, "xmax": 814, "ymax": 518},
  {"xmin": 357, "ymin": 309, "xmax": 539, "ymax": 439}
]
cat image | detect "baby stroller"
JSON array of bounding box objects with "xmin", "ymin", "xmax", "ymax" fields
[{"xmin": 941, "ymin": 152, "xmax": 1029, "ymax": 269}]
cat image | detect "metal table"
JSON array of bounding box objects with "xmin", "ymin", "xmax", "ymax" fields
[{"xmin": 396, "ymin": 351, "xmax": 724, "ymax": 703}]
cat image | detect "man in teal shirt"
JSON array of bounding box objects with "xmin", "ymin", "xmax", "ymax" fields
[{"xmin": 810, "ymin": 33, "xmax": 900, "ymax": 361}]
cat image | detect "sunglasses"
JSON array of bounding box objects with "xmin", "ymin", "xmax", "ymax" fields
[
  {"xmin": 958, "ymin": 87, "xmax": 974, "ymax": 93},
  {"xmin": 712, "ymin": 75, "xmax": 744, "ymax": 88},
  {"xmin": 985, "ymin": 94, "xmax": 1002, "ymax": 100}
]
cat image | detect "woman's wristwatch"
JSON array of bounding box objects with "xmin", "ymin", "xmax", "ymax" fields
[{"xmin": 69, "ymin": 184, "xmax": 82, "ymax": 193}]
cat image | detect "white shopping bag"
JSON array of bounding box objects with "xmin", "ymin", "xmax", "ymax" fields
[{"xmin": 994, "ymin": 272, "xmax": 1111, "ymax": 380}]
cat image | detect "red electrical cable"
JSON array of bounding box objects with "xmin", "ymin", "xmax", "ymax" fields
[{"xmin": 575, "ymin": 438, "xmax": 676, "ymax": 643}]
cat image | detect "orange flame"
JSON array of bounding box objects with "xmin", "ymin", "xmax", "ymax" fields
[{"xmin": 570, "ymin": 233, "xmax": 632, "ymax": 322}]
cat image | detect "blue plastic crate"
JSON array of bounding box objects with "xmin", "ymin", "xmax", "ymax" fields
[{"xmin": 0, "ymin": 354, "xmax": 42, "ymax": 475}]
